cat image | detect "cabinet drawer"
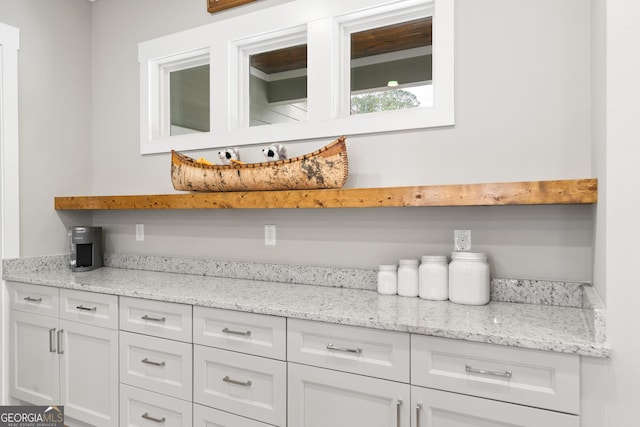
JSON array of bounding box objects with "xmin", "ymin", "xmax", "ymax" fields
[
  {"xmin": 194, "ymin": 404, "xmax": 272, "ymax": 427},
  {"xmin": 7, "ymin": 282, "xmax": 59, "ymax": 316},
  {"xmin": 411, "ymin": 335, "xmax": 580, "ymax": 414},
  {"xmin": 193, "ymin": 306, "xmax": 286, "ymax": 360},
  {"xmin": 60, "ymin": 289, "xmax": 118, "ymax": 329},
  {"xmin": 119, "ymin": 331, "xmax": 192, "ymax": 401},
  {"xmin": 120, "ymin": 383, "xmax": 192, "ymax": 427},
  {"xmin": 288, "ymin": 363, "xmax": 411, "ymax": 427},
  {"xmin": 193, "ymin": 345, "xmax": 286, "ymax": 426},
  {"xmin": 120, "ymin": 296, "xmax": 192, "ymax": 342},
  {"xmin": 411, "ymin": 386, "xmax": 579, "ymax": 427},
  {"xmin": 287, "ymin": 318, "xmax": 410, "ymax": 382}
]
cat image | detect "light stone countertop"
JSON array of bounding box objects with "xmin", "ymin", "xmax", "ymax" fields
[{"xmin": 4, "ymin": 266, "xmax": 610, "ymax": 358}]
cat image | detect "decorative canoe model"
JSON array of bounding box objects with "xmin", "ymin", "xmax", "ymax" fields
[{"xmin": 171, "ymin": 136, "xmax": 348, "ymax": 192}]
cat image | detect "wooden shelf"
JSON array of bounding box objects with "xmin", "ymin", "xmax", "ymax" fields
[{"xmin": 54, "ymin": 179, "xmax": 597, "ymax": 210}]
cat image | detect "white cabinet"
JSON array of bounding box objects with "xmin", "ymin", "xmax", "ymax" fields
[
  {"xmin": 194, "ymin": 345, "xmax": 287, "ymax": 426},
  {"xmin": 411, "ymin": 386, "xmax": 579, "ymax": 427},
  {"xmin": 411, "ymin": 335, "xmax": 580, "ymax": 414},
  {"xmin": 8, "ymin": 280, "xmax": 587, "ymax": 427},
  {"xmin": 7, "ymin": 282, "xmax": 59, "ymax": 316},
  {"xmin": 288, "ymin": 362, "xmax": 411, "ymax": 427},
  {"xmin": 59, "ymin": 319, "xmax": 119, "ymax": 426},
  {"xmin": 120, "ymin": 383, "xmax": 192, "ymax": 427},
  {"xmin": 193, "ymin": 307, "xmax": 287, "ymax": 425},
  {"xmin": 8, "ymin": 283, "xmax": 119, "ymax": 427},
  {"xmin": 287, "ymin": 318, "xmax": 411, "ymax": 427},
  {"xmin": 9, "ymin": 310, "xmax": 60, "ymax": 405},
  {"xmin": 193, "ymin": 306, "xmax": 286, "ymax": 360},
  {"xmin": 410, "ymin": 335, "xmax": 580, "ymax": 426},
  {"xmin": 120, "ymin": 296, "xmax": 192, "ymax": 342},
  {"xmin": 118, "ymin": 297, "xmax": 194, "ymax": 426},
  {"xmin": 288, "ymin": 318, "xmax": 410, "ymax": 382},
  {"xmin": 119, "ymin": 331, "xmax": 193, "ymax": 401},
  {"xmin": 194, "ymin": 403, "xmax": 273, "ymax": 427}
]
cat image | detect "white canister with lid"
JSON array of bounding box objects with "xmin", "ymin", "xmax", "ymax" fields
[
  {"xmin": 397, "ymin": 259, "xmax": 419, "ymax": 297},
  {"xmin": 448, "ymin": 251, "xmax": 490, "ymax": 305},
  {"xmin": 377, "ymin": 264, "xmax": 398, "ymax": 295},
  {"xmin": 418, "ymin": 255, "xmax": 449, "ymax": 300}
]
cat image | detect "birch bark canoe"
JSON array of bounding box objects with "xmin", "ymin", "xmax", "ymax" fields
[{"xmin": 171, "ymin": 136, "xmax": 348, "ymax": 192}]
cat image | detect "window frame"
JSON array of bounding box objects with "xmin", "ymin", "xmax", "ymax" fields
[{"xmin": 138, "ymin": 0, "xmax": 454, "ymax": 154}]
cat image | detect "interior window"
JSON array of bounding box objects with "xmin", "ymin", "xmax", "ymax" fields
[
  {"xmin": 249, "ymin": 44, "xmax": 308, "ymax": 127},
  {"xmin": 170, "ymin": 64, "xmax": 210, "ymax": 135},
  {"xmin": 350, "ymin": 17, "xmax": 433, "ymax": 115}
]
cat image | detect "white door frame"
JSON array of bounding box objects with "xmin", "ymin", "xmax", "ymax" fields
[{"xmin": 0, "ymin": 22, "xmax": 21, "ymax": 404}]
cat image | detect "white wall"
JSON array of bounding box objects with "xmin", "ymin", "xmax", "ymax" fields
[
  {"xmin": 0, "ymin": 0, "xmax": 93, "ymax": 257},
  {"xmin": 602, "ymin": 0, "xmax": 640, "ymax": 424},
  {"xmin": 87, "ymin": 0, "xmax": 595, "ymax": 280}
]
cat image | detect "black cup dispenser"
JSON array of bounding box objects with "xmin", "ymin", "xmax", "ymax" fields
[{"xmin": 69, "ymin": 226, "xmax": 103, "ymax": 272}]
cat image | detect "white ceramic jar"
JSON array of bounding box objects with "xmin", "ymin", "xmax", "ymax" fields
[
  {"xmin": 448, "ymin": 251, "xmax": 490, "ymax": 305},
  {"xmin": 377, "ymin": 264, "xmax": 398, "ymax": 295},
  {"xmin": 397, "ymin": 259, "xmax": 419, "ymax": 297},
  {"xmin": 418, "ymin": 255, "xmax": 449, "ymax": 300}
]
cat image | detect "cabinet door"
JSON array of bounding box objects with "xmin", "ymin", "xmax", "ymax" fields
[
  {"xmin": 194, "ymin": 404, "xmax": 272, "ymax": 427},
  {"xmin": 288, "ymin": 362, "xmax": 410, "ymax": 427},
  {"xmin": 9, "ymin": 310, "xmax": 59, "ymax": 405},
  {"xmin": 59, "ymin": 320, "xmax": 119, "ymax": 427},
  {"xmin": 411, "ymin": 386, "xmax": 579, "ymax": 427}
]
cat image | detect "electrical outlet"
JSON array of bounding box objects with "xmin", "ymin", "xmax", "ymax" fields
[
  {"xmin": 136, "ymin": 224, "xmax": 144, "ymax": 241},
  {"xmin": 265, "ymin": 224, "xmax": 276, "ymax": 246},
  {"xmin": 454, "ymin": 229, "xmax": 471, "ymax": 251}
]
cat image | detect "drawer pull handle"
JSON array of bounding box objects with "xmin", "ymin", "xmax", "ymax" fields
[
  {"xmin": 49, "ymin": 328, "xmax": 57, "ymax": 353},
  {"xmin": 222, "ymin": 327, "xmax": 251, "ymax": 337},
  {"xmin": 76, "ymin": 305, "xmax": 97, "ymax": 312},
  {"xmin": 465, "ymin": 365, "xmax": 512, "ymax": 379},
  {"xmin": 326, "ymin": 343, "xmax": 363, "ymax": 354},
  {"xmin": 141, "ymin": 358, "xmax": 166, "ymax": 367},
  {"xmin": 24, "ymin": 296, "xmax": 42, "ymax": 303},
  {"xmin": 141, "ymin": 315, "xmax": 166, "ymax": 322},
  {"xmin": 141, "ymin": 412, "xmax": 166, "ymax": 423},
  {"xmin": 396, "ymin": 399, "xmax": 402, "ymax": 427},
  {"xmin": 57, "ymin": 330, "xmax": 64, "ymax": 355},
  {"xmin": 223, "ymin": 375, "xmax": 252, "ymax": 387},
  {"xmin": 416, "ymin": 403, "xmax": 422, "ymax": 427}
]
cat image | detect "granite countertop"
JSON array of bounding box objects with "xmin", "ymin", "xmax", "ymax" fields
[{"xmin": 4, "ymin": 265, "xmax": 610, "ymax": 358}]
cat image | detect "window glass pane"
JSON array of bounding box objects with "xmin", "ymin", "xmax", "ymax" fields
[
  {"xmin": 170, "ymin": 64, "xmax": 210, "ymax": 135},
  {"xmin": 350, "ymin": 17, "xmax": 432, "ymax": 115},
  {"xmin": 249, "ymin": 44, "xmax": 308, "ymax": 127}
]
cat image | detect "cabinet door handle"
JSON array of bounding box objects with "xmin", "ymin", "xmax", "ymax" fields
[
  {"xmin": 57, "ymin": 330, "xmax": 64, "ymax": 355},
  {"xmin": 222, "ymin": 375, "xmax": 252, "ymax": 387},
  {"xmin": 222, "ymin": 327, "xmax": 251, "ymax": 337},
  {"xmin": 24, "ymin": 296, "xmax": 42, "ymax": 303},
  {"xmin": 465, "ymin": 364, "xmax": 512, "ymax": 379},
  {"xmin": 141, "ymin": 412, "xmax": 166, "ymax": 423},
  {"xmin": 141, "ymin": 358, "xmax": 166, "ymax": 367},
  {"xmin": 141, "ymin": 315, "xmax": 166, "ymax": 322},
  {"xmin": 76, "ymin": 305, "xmax": 97, "ymax": 312},
  {"xmin": 416, "ymin": 403, "xmax": 422, "ymax": 427},
  {"xmin": 396, "ymin": 399, "xmax": 403, "ymax": 427},
  {"xmin": 49, "ymin": 328, "xmax": 57, "ymax": 353},
  {"xmin": 326, "ymin": 343, "xmax": 363, "ymax": 354}
]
